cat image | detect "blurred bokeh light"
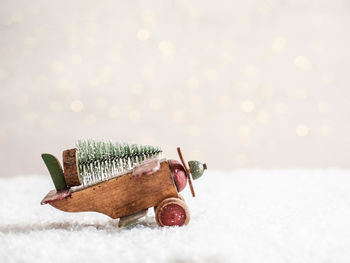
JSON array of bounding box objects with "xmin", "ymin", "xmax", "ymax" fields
[{"xmin": 0, "ymin": 0, "xmax": 349, "ymax": 176}]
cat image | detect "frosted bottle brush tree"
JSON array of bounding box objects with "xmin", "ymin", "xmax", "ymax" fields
[{"xmin": 76, "ymin": 140, "xmax": 163, "ymax": 186}]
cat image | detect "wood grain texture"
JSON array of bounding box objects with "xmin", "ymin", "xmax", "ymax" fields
[
  {"xmin": 50, "ymin": 160, "xmax": 178, "ymax": 219},
  {"xmin": 62, "ymin": 148, "xmax": 81, "ymax": 187}
]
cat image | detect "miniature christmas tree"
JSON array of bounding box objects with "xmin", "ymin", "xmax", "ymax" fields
[{"xmin": 76, "ymin": 139, "xmax": 162, "ymax": 187}]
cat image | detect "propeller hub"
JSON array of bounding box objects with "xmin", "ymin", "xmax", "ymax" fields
[{"xmin": 188, "ymin": 161, "xmax": 207, "ymax": 180}]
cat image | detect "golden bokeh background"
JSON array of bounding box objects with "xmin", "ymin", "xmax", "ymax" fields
[{"xmin": 0, "ymin": 0, "xmax": 349, "ymax": 176}]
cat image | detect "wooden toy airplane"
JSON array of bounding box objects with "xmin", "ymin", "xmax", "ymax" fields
[{"xmin": 41, "ymin": 140, "xmax": 207, "ymax": 227}]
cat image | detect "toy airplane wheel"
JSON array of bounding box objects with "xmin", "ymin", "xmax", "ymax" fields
[{"xmin": 155, "ymin": 197, "xmax": 190, "ymax": 227}]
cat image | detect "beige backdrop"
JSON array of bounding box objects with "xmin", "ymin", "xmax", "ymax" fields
[{"xmin": 0, "ymin": 0, "xmax": 349, "ymax": 177}]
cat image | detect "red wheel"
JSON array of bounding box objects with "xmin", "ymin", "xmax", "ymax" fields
[{"xmin": 155, "ymin": 198, "xmax": 190, "ymax": 227}]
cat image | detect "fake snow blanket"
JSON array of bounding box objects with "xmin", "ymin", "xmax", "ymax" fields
[{"xmin": 1, "ymin": 170, "xmax": 350, "ymax": 263}]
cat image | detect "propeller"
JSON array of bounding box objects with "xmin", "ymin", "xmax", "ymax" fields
[{"xmin": 177, "ymin": 147, "xmax": 196, "ymax": 197}]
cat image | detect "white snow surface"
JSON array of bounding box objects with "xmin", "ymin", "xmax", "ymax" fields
[{"xmin": 1, "ymin": 170, "xmax": 350, "ymax": 263}]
